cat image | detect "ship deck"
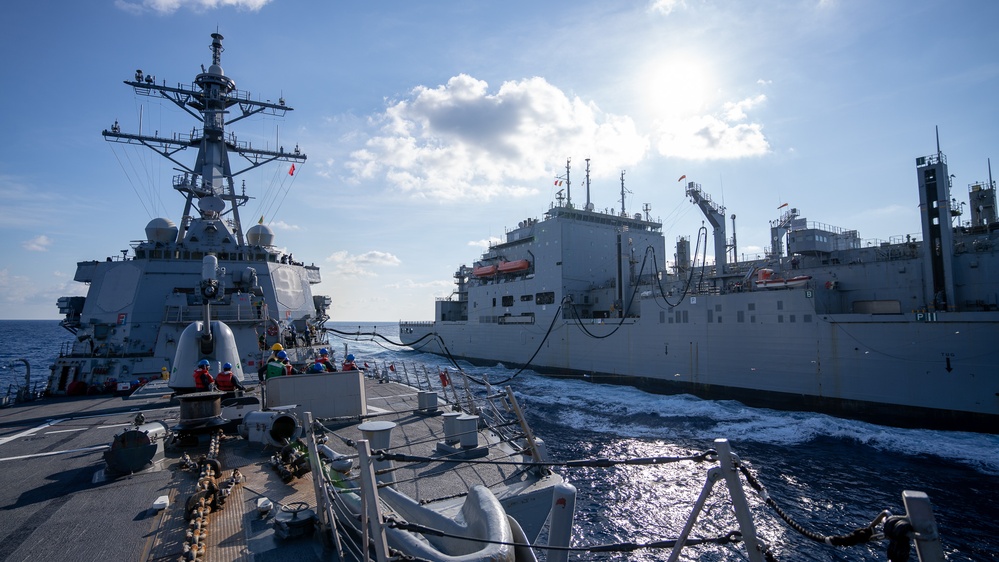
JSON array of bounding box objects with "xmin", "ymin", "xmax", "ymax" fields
[{"xmin": 0, "ymin": 374, "xmax": 546, "ymax": 562}]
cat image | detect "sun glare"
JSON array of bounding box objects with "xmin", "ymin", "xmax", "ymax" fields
[{"xmin": 639, "ymin": 54, "xmax": 716, "ymax": 121}]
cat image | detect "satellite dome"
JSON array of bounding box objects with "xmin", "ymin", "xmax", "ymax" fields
[
  {"xmin": 247, "ymin": 223, "xmax": 275, "ymax": 246},
  {"xmin": 208, "ymin": 64, "xmax": 224, "ymax": 76},
  {"xmin": 145, "ymin": 218, "xmax": 178, "ymax": 244}
]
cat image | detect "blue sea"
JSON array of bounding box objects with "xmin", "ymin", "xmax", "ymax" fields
[{"xmin": 3, "ymin": 320, "xmax": 997, "ymax": 560}]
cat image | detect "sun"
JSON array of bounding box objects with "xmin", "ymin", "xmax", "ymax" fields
[{"xmin": 638, "ymin": 53, "xmax": 717, "ymax": 121}]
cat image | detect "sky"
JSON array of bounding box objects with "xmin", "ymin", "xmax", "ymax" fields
[{"xmin": 1, "ymin": 0, "xmax": 997, "ymax": 322}]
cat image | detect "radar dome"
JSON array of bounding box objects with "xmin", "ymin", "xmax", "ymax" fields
[
  {"xmin": 145, "ymin": 218, "xmax": 178, "ymax": 244},
  {"xmin": 247, "ymin": 224, "xmax": 275, "ymax": 247}
]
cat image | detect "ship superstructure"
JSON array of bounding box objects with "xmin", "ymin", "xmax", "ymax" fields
[
  {"xmin": 402, "ymin": 148, "xmax": 999, "ymax": 433},
  {"xmin": 51, "ymin": 33, "xmax": 330, "ymax": 393}
]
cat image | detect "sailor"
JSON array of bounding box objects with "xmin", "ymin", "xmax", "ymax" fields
[
  {"xmin": 259, "ymin": 343, "xmax": 285, "ymax": 382},
  {"xmin": 215, "ymin": 363, "xmax": 245, "ymax": 392},
  {"xmin": 308, "ymin": 359, "xmax": 326, "ymax": 374},
  {"xmin": 318, "ymin": 348, "xmax": 337, "ymax": 372},
  {"xmin": 342, "ymin": 353, "xmax": 358, "ymax": 371},
  {"xmin": 279, "ymin": 350, "xmax": 296, "ymax": 375},
  {"xmin": 193, "ymin": 359, "xmax": 215, "ymax": 391},
  {"xmin": 160, "ymin": 366, "xmax": 170, "ymax": 381},
  {"xmin": 265, "ymin": 351, "xmax": 288, "ymax": 380}
]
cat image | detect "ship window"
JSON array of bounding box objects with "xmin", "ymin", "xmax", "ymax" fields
[
  {"xmin": 715, "ymin": 304, "xmax": 722, "ymax": 312},
  {"xmin": 804, "ymin": 314, "xmax": 812, "ymax": 323},
  {"xmin": 778, "ymin": 315, "xmax": 784, "ymax": 323},
  {"xmin": 521, "ymin": 295, "xmax": 533, "ymax": 302},
  {"xmin": 502, "ymin": 295, "xmax": 514, "ymax": 307},
  {"xmin": 660, "ymin": 311, "xmax": 666, "ymax": 323},
  {"xmin": 536, "ymin": 292, "xmax": 555, "ymax": 305},
  {"xmin": 750, "ymin": 315, "xmax": 756, "ymax": 323},
  {"xmin": 707, "ymin": 310, "xmax": 713, "ymax": 323},
  {"xmin": 737, "ymin": 311, "xmax": 745, "ymax": 322},
  {"xmin": 777, "ymin": 301, "xmax": 784, "ymax": 310},
  {"xmin": 675, "ymin": 311, "xmax": 681, "ymax": 324},
  {"xmin": 682, "ymin": 310, "xmax": 688, "ymax": 323},
  {"xmin": 748, "ymin": 303, "xmax": 756, "ymax": 311},
  {"xmin": 790, "ymin": 315, "xmax": 796, "ymax": 323},
  {"xmin": 492, "ymin": 298, "xmax": 496, "ymax": 307}
]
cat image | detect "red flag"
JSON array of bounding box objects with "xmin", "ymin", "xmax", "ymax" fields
[
  {"xmin": 677, "ymin": 174, "xmax": 686, "ymax": 182},
  {"xmin": 778, "ymin": 202, "xmax": 789, "ymax": 209},
  {"xmin": 289, "ymin": 164, "xmax": 296, "ymax": 176},
  {"xmin": 554, "ymin": 179, "xmax": 563, "ymax": 186}
]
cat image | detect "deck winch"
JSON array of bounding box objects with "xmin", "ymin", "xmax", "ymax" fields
[{"xmin": 103, "ymin": 420, "xmax": 170, "ymax": 475}]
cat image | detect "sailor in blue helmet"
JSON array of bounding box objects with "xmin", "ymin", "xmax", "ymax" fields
[
  {"xmin": 318, "ymin": 348, "xmax": 337, "ymax": 372},
  {"xmin": 342, "ymin": 353, "xmax": 358, "ymax": 371},
  {"xmin": 215, "ymin": 362, "xmax": 245, "ymax": 391},
  {"xmin": 308, "ymin": 358, "xmax": 326, "ymax": 374},
  {"xmin": 193, "ymin": 359, "xmax": 215, "ymax": 390},
  {"xmin": 266, "ymin": 351, "xmax": 291, "ymax": 379}
]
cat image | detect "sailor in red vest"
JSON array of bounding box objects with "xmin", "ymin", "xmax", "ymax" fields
[
  {"xmin": 341, "ymin": 353, "xmax": 358, "ymax": 371},
  {"xmin": 215, "ymin": 362, "xmax": 245, "ymax": 392},
  {"xmin": 318, "ymin": 348, "xmax": 337, "ymax": 372},
  {"xmin": 193, "ymin": 359, "xmax": 215, "ymax": 391}
]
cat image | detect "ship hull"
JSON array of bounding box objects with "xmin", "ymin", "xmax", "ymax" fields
[{"xmin": 404, "ymin": 290, "xmax": 999, "ymax": 433}]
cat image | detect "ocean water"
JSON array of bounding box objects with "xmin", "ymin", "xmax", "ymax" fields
[{"xmin": 3, "ymin": 320, "xmax": 997, "ymax": 560}]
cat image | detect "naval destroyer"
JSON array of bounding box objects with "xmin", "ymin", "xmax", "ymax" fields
[
  {"xmin": 49, "ymin": 33, "xmax": 331, "ymax": 393},
  {"xmin": 401, "ymin": 154, "xmax": 999, "ymax": 433}
]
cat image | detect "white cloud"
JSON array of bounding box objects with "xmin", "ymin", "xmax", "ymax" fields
[
  {"xmin": 346, "ymin": 74, "xmax": 649, "ymax": 201},
  {"xmin": 268, "ymin": 220, "xmax": 301, "ymax": 231},
  {"xmin": 22, "ymin": 235, "xmax": 52, "ymax": 252},
  {"xmin": 114, "ymin": 0, "xmax": 270, "ymax": 15},
  {"xmin": 648, "ymin": 0, "xmax": 686, "ymax": 16},
  {"xmin": 325, "ymin": 250, "xmax": 401, "ymax": 277},
  {"xmin": 652, "ymin": 94, "xmax": 770, "ymax": 160},
  {"xmin": 468, "ymin": 237, "xmax": 503, "ymax": 250}
]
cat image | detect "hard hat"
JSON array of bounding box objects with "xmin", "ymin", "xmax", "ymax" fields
[
  {"xmin": 198, "ymin": 359, "xmax": 210, "ymax": 366},
  {"xmin": 320, "ymin": 348, "xmax": 329, "ymax": 355},
  {"xmin": 223, "ymin": 362, "xmax": 232, "ymax": 370},
  {"xmin": 271, "ymin": 343, "xmax": 284, "ymax": 351},
  {"xmin": 277, "ymin": 350, "xmax": 288, "ymax": 359},
  {"xmin": 346, "ymin": 354, "xmax": 355, "ymax": 361}
]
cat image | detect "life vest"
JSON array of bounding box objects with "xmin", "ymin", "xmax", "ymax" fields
[
  {"xmin": 216, "ymin": 371, "xmax": 236, "ymax": 391},
  {"xmin": 265, "ymin": 361, "xmax": 287, "ymax": 379},
  {"xmin": 342, "ymin": 360, "xmax": 357, "ymax": 371},
  {"xmin": 320, "ymin": 358, "xmax": 337, "ymax": 372},
  {"xmin": 194, "ymin": 368, "xmax": 214, "ymax": 390}
]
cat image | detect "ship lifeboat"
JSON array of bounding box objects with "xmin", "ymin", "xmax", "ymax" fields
[
  {"xmin": 497, "ymin": 259, "xmax": 530, "ymax": 274},
  {"xmin": 754, "ymin": 268, "xmax": 812, "ymax": 289},
  {"xmin": 472, "ymin": 265, "xmax": 497, "ymax": 278}
]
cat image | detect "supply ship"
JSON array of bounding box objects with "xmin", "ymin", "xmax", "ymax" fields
[
  {"xmin": 50, "ymin": 33, "xmax": 331, "ymax": 393},
  {"xmin": 401, "ymin": 153, "xmax": 999, "ymax": 433}
]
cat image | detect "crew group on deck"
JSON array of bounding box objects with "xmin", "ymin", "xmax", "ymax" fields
[{"xmin": 257, "ymin": 345, "xmax": 360, "ymax": 381}]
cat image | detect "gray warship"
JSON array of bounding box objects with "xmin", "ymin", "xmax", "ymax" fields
[
  {"xmin": 401, "ymin": 153, "xmax": 999, "ymax": 433},
  {"xmin": 50, "ymin": 33, "xmax": 330, "ymax": 393}
]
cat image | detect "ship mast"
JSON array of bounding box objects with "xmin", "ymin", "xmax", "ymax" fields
[{"xmin": 103, "ymin": 33, "xmax": 307, "ymax": 245}]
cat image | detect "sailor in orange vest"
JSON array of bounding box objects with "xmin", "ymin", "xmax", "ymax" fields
[
  {"xmin": 318, "ymin": 348, "xmax": 337, "ymax": 372},
  {"xmin": 341, "ymin": 353, "xmax": 358, "ymax": 371},
  {"xmin": 193, "ymin": 359, "xmax": 215, "ymax": 391},
  {"xmin": 215, "ymin": 362, "xmax": 245, "ymax": 392}
]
